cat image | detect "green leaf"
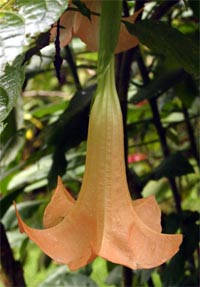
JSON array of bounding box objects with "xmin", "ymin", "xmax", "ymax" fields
[
  {"xmin": 7, "ymin": 155, "xmax": 52, "ymax": 191},
  {"xmin": 132, "ymin": 69, "xmax": 186, "ymax": 104},
  {"xmin": 175, "ymin": 74, "xmax": 198, "ymax": 108},
  {"xmin": 0, "ymin": 188, "xmax": 23, "ymax": 220},
  {"xmin": 47, "ymin": 85, "xmax": 95, "ymax": 145},
  {"xmin": 91, "ymin": 258, "xmax": 114, "ymax": 287},
  {"xmin": 105, "ymin": 265, "xmax": 122, "ymax": 286},
  {"xmin": 0, "ymin": 56, "xmax": 24, "ymax": 122},
  {"xmin": 16, "ymin": 0, "xmax": 68, "ymax": 37},
  {"xmin": 153, "ymin": 152, "xmax": 194, "ymax": 180},
  {"xmin": 0, "ymin": 0, "xmax": 68, "ymax": 72},
  {"xmin": 161, "ymin": 211, "xmax": 199, "ymax": 286},
  {"xmin": 32, "ymin": 101, "xmax": 68, "ymax": 118},
  {"xmin": 39, "ymin": 266, "xmax": 98, "ymax": 287},
  {"xmin": 162, "ymin": 213, "xmax": 181, "ymax": 234},
  {"xmin": 0, "ymin": 87, "xmax": 8, "ymax": 117},
  {"xmin": 0, "ymin": 12, "xmax": 25, "ymax": 72},
  {"xmin": 0, "ymin": 97, "xmax": 25, "ymax": 165},
  {"xmin": 2, "ymin": 200, "xmax": 46, "ymax": 230},
  {"xmin": 125, "ymin": 19, "xmax": 199, "ymax": 77},
  {"xmin": 72, "ymin": 0, "xmax": 91, "ymax": 20},
  {"xmin": 188, "ymin": 0, "xmax": 199, "ymax": 19}
]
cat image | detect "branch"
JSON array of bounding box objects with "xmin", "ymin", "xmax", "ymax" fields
[
  {"xmin": 151, "ymin": 0, "xmax": 179, "ymax": 20},
  {"xmin": 0, "ymin": 222, "xmax": 26, "ymax": 287},
  {"xmin": 23, "ymin": 90, "xmax": 67, "ymax": 97},
  {"xmin": 136, "ymin": 46, "xmax": 182, "ymax": 213}
]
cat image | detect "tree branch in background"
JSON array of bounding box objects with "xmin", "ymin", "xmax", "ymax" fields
[
  {"xmin": 0, "ymin": 222, "xmax": 26, "ymax": 287},
  {"xmin": 182, "ymin": 104, "xmax": 200, "ymax": 164},
  {"xmin": 65, "ymin": 46, "xmax": 82, "ymax": 91},
  {"xmin": 136, "ymin": 46, "xmax": 182, "ymax": 214},
  {"xmin": 151, "ymin": 0, "xmax": 179, "ymax": 20}
]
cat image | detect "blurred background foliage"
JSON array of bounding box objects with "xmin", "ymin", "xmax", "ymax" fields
[{"xmin": 0, "ymin": 0, "xmax": 199, "ymax": 286}]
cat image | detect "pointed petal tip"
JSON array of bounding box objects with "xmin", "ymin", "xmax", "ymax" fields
[
  {"xmin": 57, "ymin": 175, "xmax": 63, "ymax": 185},
  {"xmin": 14, "ymin": 202, "xmax": 25, "ymax": 234},
  {"xmin": 99, "ymin": 215, "xmax": 183, "ymax": 271},
  {"xmin": 131, "ymin": 232, "xmax": 183, "ymax": 270},
  {"xmin": 14, "ymin": 203, "xmax": 97, "ymax": 270},
  {"xmin": 43, "ymin": 177, "xmax": 75, "ymax": 228},
  {"xmin": 133, "ymin": 196, "xmax": 162, "ymax": 232}
]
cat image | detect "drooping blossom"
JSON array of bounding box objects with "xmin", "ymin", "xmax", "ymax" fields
[
  {"xmin": 51, "ymin": 0, "xmax": 141, "ymax": 53},
  {"xmin": 15, "ymin": 58, "xmax": 182, "ymax": 271}
]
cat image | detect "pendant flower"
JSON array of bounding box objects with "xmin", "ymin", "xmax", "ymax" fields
[
  {"xmin": 51, "ymin": 0, "xmax": 141, "ymax": 53},
  {"xmin": 15, "ymin": 58, "xmax": 182, "ymax": 271}
]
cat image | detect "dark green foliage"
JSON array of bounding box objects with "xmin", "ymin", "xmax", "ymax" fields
[
  {"xmin": 39, "ymin": 266, "xmax": 97, "ymax": 287},
  {"xmin": 132, "ymin": 69, "xmax": 187, "ymax": 104},
  {"xmin": 125, "ymin": 19, "xmax": 199, "ymax": 76},
  {"xmin": 152, "ymin": 151, "xmax": 194, "ymax": 179},
  {"xmin": 72, "ymin": 0, "xmax": 92, "ymax": 20},
  {"xmin": 0, "ymin": 188, "xmax": 23, "ymax": 220},
  {"xmin": 47, "ymin": 85, "xmax": 95, "ymax": 188},
  {"xmin": 161, "ymin": 211, "xmax": 199, "ymax": 286}
]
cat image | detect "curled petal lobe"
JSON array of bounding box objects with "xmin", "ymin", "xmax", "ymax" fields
[
  {"xmin": 15, "ymin": 202, "xmax": 97, "ymax": 271},
  {"xmin": 99, "ymin": 206, "xmax": 182, "ymax": 270},
  {"xmin": 43, "ymin": 176, "xmax": 75, "ymax": 228},
  {"xmin": 133, "ymin": 196, "xmax": 161, "ymax": 232}
]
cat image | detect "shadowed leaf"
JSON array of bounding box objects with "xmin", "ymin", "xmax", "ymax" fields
[
  {"xmin": 153, "ymin": 152, "xmax": 194, "ymax": 180},
  {"xmin": 125, "ymin": 19, "xmax": 198, "ymax": 77}
]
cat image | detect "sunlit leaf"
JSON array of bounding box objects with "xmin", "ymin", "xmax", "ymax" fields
[
  {"xmin": 0, "ymin": 56, "xmax": 24, "ymax": 122},
  {"xmin": 0, "ymin": 0, "xmax": 68, "ymax": 72},
  {"xmin": 32, "ymin": 101, "xmax": 68, "ymax": 118},
  {"xmin": 2, "ymin": 200, "xmax": 46, "ymax": 230},
  {"xmin": 7, "ymin": 155, "xmax": 52, "ymax": 191},
  {"xmin": 0, "ymin": 11, "xmax": 24, "ymax": 72}
]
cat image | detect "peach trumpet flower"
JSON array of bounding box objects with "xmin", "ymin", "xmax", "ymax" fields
[
  {"xmin": 51, "ymin": 0, "xmax": 141, "ymax": 53},
  {"xmin": 15, "ymin": 58, "xmax": 182, "ymax": 271}
]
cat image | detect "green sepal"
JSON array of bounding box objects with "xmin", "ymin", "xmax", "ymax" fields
[{"xmin": 97, "ymin": 0, "xmax": 122, "ymax": 79}]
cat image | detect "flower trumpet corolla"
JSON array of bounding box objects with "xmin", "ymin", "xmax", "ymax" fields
[
  {"xmin": 15, "ymin": 58, "xmax": 182, "ymax": 271},
  {"xmin": 51, "ymin": 0, "xmax": 141, "ymax": 53}
]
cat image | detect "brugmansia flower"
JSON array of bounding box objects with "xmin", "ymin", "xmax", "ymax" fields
[
  {"xmin": 15, "ymin": 58, "xmax": 182, "ymax": 271},
  {"xmin": 51, "ymin": 0, "xmax": 141, "ymax": 53}
]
